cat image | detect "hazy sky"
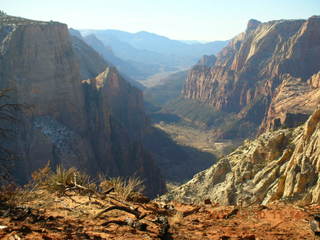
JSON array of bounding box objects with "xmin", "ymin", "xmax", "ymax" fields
[{"xmin": 2, "ymin": 0, "xmax": 319, "ymax": 41}]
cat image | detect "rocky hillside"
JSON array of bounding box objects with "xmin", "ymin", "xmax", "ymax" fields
[
  {"xmin": 182, "ymin": 16, "xmax": 320, "ymax": 138},
  {"xmin": 160, "ymin": 107, "xmax": 320, "ymax": 205},
  {"xmin": 0, "ymin": 15, "xmax": 165, "ymax": 197}
]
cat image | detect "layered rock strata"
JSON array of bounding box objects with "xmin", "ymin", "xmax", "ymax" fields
[
  {"xmin": 183, "ymin": 16, "xmax": 320, "ymax": 135},
  {"xmin": 161, "ymin": 108, "xmax": 320, "ymax": 205},
  {"xmin": 0, "ymin": 15, "xmax": 165, "ymax": 197}
]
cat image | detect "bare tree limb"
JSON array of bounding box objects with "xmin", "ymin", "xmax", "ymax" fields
[{"xmin": 94, "ymin": 205, "xmax": 141, "ymax": 219}]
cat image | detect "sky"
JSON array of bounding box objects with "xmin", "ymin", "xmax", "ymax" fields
[{"xmin": 1, "ymin": 0, "xmax": 319, "ymax": 41}]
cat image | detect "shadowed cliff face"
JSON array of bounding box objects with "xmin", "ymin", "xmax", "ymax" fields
[
  {"xmin": 82, "ymin": 67, "xmax": 166, "ymax": 196},
  {"xmin": 182, "ymin": 16, "xmax": 320, "ymax": 136},
  {"xmin": 160, "ymin": 107, "xmax": 320, "ymax": 205},
  {"xmin": 0, "ymin": 15, "xmax": 165, "ymax": 197}
]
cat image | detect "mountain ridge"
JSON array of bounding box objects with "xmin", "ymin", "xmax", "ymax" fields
[
  {"xmin": 79, "ymin": 29, "xmax": 228, "ymax": 82},
  {"xmin": 182, "ymin": 15, "xmax": 320, "ymax": 139}
]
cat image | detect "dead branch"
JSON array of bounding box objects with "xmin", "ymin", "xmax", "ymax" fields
[
  {"xmin": 101, "ymin": 220, "xmax": 127, "ymax": 227},
  {"xmin": 103, "ymin": 187, "xmax": 114, "ymax": 195},
  {"xmin": 94, "ymin": 205, "xmax": 141, "ymax": 219}
]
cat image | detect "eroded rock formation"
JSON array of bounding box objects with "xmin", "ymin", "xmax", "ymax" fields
[
  {"xmin": 182, "ymin": 16, "xmax": 320, "ymax": 136},
  {"xmin": 0, "ymin": 15, "xmax": 165, "ymax": 197},
  {"xmin": 160, "ymin": 107, "xmax": 320, "ymax": 205}
]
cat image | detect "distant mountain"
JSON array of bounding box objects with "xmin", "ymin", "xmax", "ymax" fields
[
  {"xmin": 179, "ymin": 40, "xmax": 210, "ymax": 45},
  {"xmin": 82, "ymin": 30, "xmax": 227, "ymax": 56},
  {"xmin": 69, "ymin": 29, "xmax": 145, "ymax": 89},
  {"xmin": 79, "ymin": 29, "xmax": 228, "ymax": 81}
]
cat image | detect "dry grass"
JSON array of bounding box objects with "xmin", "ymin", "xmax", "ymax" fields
[
  {"xmin": 99, "ymin": 176, "xmax": 145, "ymax": 201},
  {"xmin": 32, "ymin": 163, "xmax": 96, "ymax": 195},
  {"xmin": 0, "ymin": 163, "xmax": 145, "ymax": 209}
]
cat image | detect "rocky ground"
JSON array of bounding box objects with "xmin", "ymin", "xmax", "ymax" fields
[{"xmin": 0, "ymin": 190, "xmax": 320, "ymax": 240}]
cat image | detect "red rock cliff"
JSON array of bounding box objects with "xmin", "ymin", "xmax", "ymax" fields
[
  {"xmin": 0, "ymin": 15, "xmax": 165, "ymax": 197},
  {"xmin": 183, "ymin": 16, "xmax": 320, "ymax": 135}
]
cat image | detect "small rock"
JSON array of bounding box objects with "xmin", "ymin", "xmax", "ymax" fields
[
  {"xmin": 20, "ymin": 225, "xmax": 32, "ymax": 234},
  {"xmin": 8, "ymin": 234, "xmax": 22, "ymax": 240},
  {"xmin": 310, "ymin": 219, "xmax": 320, "ymax": 233},
  {"xmin": 220, "ymin": 236, "xmax": 230, "ymax": 240}
]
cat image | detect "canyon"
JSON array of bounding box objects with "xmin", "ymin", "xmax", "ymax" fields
[
  {"xmin": 0, "ymin": 9, "xmax": 320, "ymax": 239},
  {"xmin": 181, "ymin": 16, "xmax": 320, "ymax": 139},
  {"xmin": 158, "ymin": 16, "xmax": 320, "ymax": 207},
  {"xmin": 0, "ymin": 14, "xmax": 165, "ymax": 197}
]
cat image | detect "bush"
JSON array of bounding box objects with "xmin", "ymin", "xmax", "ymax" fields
[
  {"xmin": 0, "ymin": 162, "xmax": 146, "ymax": 207},
  {"xmin": 32, "ymin": 164, "xmax": 144, "ymax": 200},
  {"xmin": 33, "ymin": 164, "xmax": 96, "ymax": 195},
  {"xmin": 99, "ymin": 176, "xmax": 145, "ymax": 201}
]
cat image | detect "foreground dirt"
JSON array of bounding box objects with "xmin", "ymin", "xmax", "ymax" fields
[{"xmin": 0, "ymin": 191, "xmax": 319, "ymax": 240}]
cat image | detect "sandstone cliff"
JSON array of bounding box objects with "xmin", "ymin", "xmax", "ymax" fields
[
  {"xmin": 83, "ymin": 67, "xmax": 165, "ymax": 195},
  {"xmin": 0, "ymin": 15, "xmax": 165, "ymax": 197},
  {"xmin": 160, "ymin": 107, "xmax": 320, "ymax": 205},
  {"xmin": 70, "ymin": 30, "xmax": 107, "ymax": 80},
  {"xmin": 182, "ymin": 16, "xmax": 320, "ymax": 136}
]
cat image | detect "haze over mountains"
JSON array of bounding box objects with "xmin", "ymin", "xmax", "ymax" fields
[{"xmin": 79, "ymin": 29, "xmax": 228, "ymax": 83}]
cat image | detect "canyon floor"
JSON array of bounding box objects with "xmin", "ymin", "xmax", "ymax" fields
[
  {"xmin": 0, "ymin": 189, "xmax": 320, "ymax": 240},
  {"xmin": 154, "ymin": 122, "xmax": 241, "ymax": 158}
]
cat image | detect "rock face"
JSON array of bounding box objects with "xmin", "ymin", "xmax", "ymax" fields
[
  {"xmin": 160, "ymin": 107, "xmax": 320, "ymax": 205},
  {"xmin": 182, "ymin": 16, "xmax": 320, "ymax": 136},
  {"xmin": 0, "ymin": 15, "xmax": 165, "ymax": 197},
  {"xmin": 70, "ymin": 31, "xmax": 107, "ymax": 80},
  {"xmin": 82, "ymin": 67, "xmax": 165, "ymax": 196},
  {"xmin": 71, "ymin": 30, "xmax": 144, "ymax": 89}
]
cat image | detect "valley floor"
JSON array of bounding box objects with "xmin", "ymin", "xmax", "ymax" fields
[{"xmin": 154, "ymin": 122, "xmax": 241, "ymax": 158}]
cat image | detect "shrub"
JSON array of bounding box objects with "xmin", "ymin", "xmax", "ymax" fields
[
  {"xmin": 33, "ymin": 164, "xmax": 96, "ymax": 195},
  {"xmin": 2, "ymin": 162, "xmax": 146, "ymax": 205},
  {"xmin": 99, "ymin": 176, "xmax": 145, "ymax": 201}
]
